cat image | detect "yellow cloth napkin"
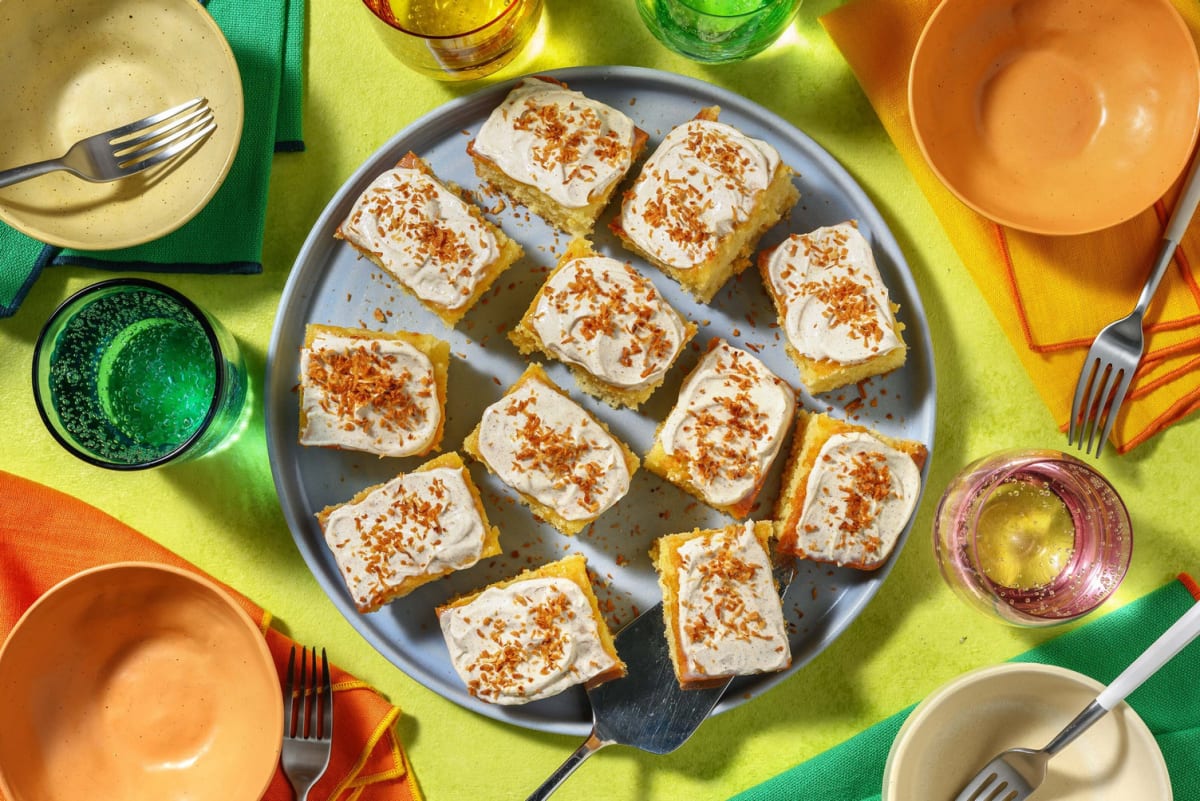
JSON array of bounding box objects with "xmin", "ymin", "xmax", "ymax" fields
[
  {"xmin": 0, "ymin": 470, "xmax": 423, "ymax": 801},
  {"xmin": 821, "ymin": 0, "xmax": 1200, "ymax": 453}
]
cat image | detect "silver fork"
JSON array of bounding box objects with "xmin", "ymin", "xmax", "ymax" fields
[
  {"xmin": 282, "ymin": 646, "xmax": 334, "ymax": 801},
  {"xmin": 953, "ymin": 598, "xmax": 1200, "ymax": 801},
  {"xmin": 0, "ymin": 97, "xmax": 215, "ymax": 189},
  {"xmin": 1067, "ymin": 148, "xmax": 1200, "ymax": 457}
]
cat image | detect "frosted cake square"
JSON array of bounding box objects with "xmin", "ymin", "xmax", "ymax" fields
[
  {"xmin": 758, "ymin": 221, "xmax": 907, "ymax": 393},
  {"xmin": 436, "ymin": 553, "xmax": 625, "ymax": 705},
  {"xmin": 644, "ymin": 339, "xmax": 796, "ymax": 519},
  {"xmin": 467, "ymin": 76, "xmax": 648, "ymax": 237},
  {"xmin": 463, "ymin": 364, "xmax": 639, "ymax": 535},
  {"xmin": 774, "ymin": 411, "xmax": 926, "ymax": 570},
  {"xmin": 509, "ymin": 238, "xmax": 697, "ymax": 409},
  {"xmin": 298, "ymin": 323, "xmax": 449, "ymax": 458},
  {"xmin": 316, "ymin": 452, "xmax": 501, "ymax": 613},
  {"xmin": 652, "ymin": 520, "xmax": 790, "ymax": 689},
  {"xmin": 335, "ymin": 151, "xmax": 524, "ymax": 328},
  {"xmin": 610, "ymin": 106, "xmax": 800, "ymax": 303}
]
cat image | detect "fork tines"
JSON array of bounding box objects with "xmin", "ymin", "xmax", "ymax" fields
[
  {"xmin": 1067, "ymin": 353, "xmax": 1133, "ymax": 458},
  {"xmin": 282, "ymin": 645, "xmax": 333, "ymax": 801},
  {"xmin": 110, "ymin": 97, "xmax": 216, "ymax": 173},
  {"xmin": 285, "ymin": 645, "xmax": 333, "ymax": 741},
  {"xmin": 956, "ymin": 769, "xmax": 1021, "ymax": 801}
]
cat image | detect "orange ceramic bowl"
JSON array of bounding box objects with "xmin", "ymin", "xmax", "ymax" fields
[
  {"xmin": 909, "ymin": 0, "xmax": 1200, "ymax": 235},
  {"xmin": 0, "ymin": 563, "xmax": 282, "ymax": 801}
]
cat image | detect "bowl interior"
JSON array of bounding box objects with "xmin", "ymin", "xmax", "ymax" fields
[
  {"xmin": 0, "ymin": 0, "xmax": 243, "ymax": 249},
  {"xmin": 0, "ymin": 563, "xmax": 281, "ymax": 801},
  {"xmin": 909, "ymin": 0, "xmax": 1200, "ymax": 235},
  {"xmin": 883, "ymin": 663, "xmax": 1171, "ymax": 800}
]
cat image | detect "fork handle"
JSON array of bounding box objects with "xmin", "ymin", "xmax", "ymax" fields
[
  {"xmin": 0, "ymin": 158, "xmax": 69, "ymax": 189},
  {"xmin": 1097, "ymin": 598, "xmax": 1200, "ymax": 710},
  {"xmin": 1133, "ymin": 147, "xmax": 1200, "ymax": 315}
]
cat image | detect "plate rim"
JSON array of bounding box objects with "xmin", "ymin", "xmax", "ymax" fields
[
  {"xmin": 0, "ymin": 0, "xmax": 245, "ymax": 250},
  {"xmin": 265, "ymin": 64, "xmax": 939, "ymax": 736}
]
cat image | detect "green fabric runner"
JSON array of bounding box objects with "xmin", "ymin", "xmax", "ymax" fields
[
  {"xmin": 0, "ymin": 0, "xmax": 305, "ymax": 317},
  {"xmin": 730, "ymin": 577, "xmax": 1200, "ymax": 801}
]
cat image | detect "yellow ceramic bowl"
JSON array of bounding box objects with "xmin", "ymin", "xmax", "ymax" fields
[
  {"xmin": 0, "ymin": 563, "xmax": 281, "ymax": 801},
  {"xmin": 0, "ymin": 0, "xmax": 243, "ymax": 249},
  {"xmin": 909, "ymin": 0, "xmax": 1200, "ymax": 236},
  {"xmin": 883, "ymin": 663, "xmax": 1171, "ymax": 801}
]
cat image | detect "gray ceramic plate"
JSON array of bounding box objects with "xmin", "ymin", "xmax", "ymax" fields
[{"xmin": 265, "ymin": 66, "xmax": 937, "ymax": 736}]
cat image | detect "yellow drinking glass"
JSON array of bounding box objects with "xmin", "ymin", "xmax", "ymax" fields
[{"xmin": 362, "ymin": 0, "xmax": 544, "ymax": 81}]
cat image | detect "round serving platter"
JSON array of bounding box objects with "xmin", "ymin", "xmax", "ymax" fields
[{"xmin": 265, "ymin": 65, "xmax": 937, "ymax": 736}]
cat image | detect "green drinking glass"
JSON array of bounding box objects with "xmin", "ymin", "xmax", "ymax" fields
[
  {"xmin": 636, "ymin": 0, "xmax": 801, "ymax": 63},
  {"xmin": 32, "ymin": 278, "xmax": 249, "ymax": 470}
]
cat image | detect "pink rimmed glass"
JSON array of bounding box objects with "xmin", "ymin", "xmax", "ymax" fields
[
  {"xmin": 361, "ymin": 0, "xmax": 543, "ymax": 81},
  {"xmin": 933, "ymin": 449, "xmax": 1132, "ymax": 627}
]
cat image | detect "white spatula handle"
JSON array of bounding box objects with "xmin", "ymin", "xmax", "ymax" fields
[{"xmin": 1096, "ymin": 598, "xmax": 1200, "ymax": 710}]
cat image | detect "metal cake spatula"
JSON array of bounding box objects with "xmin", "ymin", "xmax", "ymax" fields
[{"xmin": 526, "ymin": 565, "xmax": 795, "ymax": 800}]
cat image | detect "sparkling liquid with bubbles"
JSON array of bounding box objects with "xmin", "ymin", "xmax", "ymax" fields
[
  {"xmin": 965, "ymin": 460, "xmax": 1126, "ymax": 620},
  {"xmin": 48, "ymin": 289, "xmax": 218, "ymax": 464},
  {"xmin": 973, "ymin": 478, "xmax": 1076, "ymax": 591}
]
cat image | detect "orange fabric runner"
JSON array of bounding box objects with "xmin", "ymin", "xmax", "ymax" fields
[
  {"xmin": 0, "ymin": 470, "xmax": 422, "ymax": 801},
  {"xmin": 822, "ymin": 0, "xmax": 1200, "ymax": 453}
]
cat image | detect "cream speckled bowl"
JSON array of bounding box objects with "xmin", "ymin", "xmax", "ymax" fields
[
  {"xmin": 884, "ymin": 663, "xmax": 1171, "ymax": 801},
  {"xmin": 0, "ymin": 0, "xmax": 243, "ymax": 249}
]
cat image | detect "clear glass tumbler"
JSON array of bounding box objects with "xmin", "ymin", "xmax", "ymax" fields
[
  {"xmin": 361, "ymin": 0, "xmax": 544, "ymax": 81},
  {"xmin": 32, "ymin": 279, "xmax": 249, "ymax": 470},
  {"xmin": 933, "ymin": 449, "xmax": 1132, "ymax": 626},
  {"xmin": 636, "ymin": 0, "xmax": 801, "ymax": 63}
]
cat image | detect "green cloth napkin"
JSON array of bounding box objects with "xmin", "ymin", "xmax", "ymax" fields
[
  {"xmin": 0, "ymin": 0, "xmax": 305, "ymax": 318},
  {"xmin": 730, "ymin": 577, "xmax": 1200, "ymax": 801}
]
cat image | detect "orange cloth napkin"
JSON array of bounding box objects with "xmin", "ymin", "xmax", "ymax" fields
[
  {"xmin": 0, "ymin": 470, "xmax": 422, "ymax": 801},
  {"xmin": 821, "ymin": 0, "xmax": 1200, "ymax": 454}
]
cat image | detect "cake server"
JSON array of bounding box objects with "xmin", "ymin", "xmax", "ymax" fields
[
  {"xmin": 952, "ymin": 597, "xmax": 1200, "ymax": 801},
  {"xmin": 526, "ymin": 564, "xmax": 795, "ymax": 801}
]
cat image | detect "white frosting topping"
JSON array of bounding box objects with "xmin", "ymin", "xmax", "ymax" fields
[
  {"xmin": 675, "ymin": 522, "xmax": 790, "ymax": 678},
  {"xmin": 795, "ymin": 431, "xmax": 921, "ymax": 566},
  {"xmin": 530, "ymin": 256, "xmax": 689, "ymax": 391},
  {"xmin": 323, "ymin": 467, "xmax": 487, "ymax": 609},
  {"xmin": 299, "ymin": 330, "xmax": 442, "ymax": 457},
  {"xmin": 439, "ymin": 576, "xmax": 619, "ymax": 705},
  {"xmin": 618, "ymin": 118, "xmax": 782, "ymax": 270},
  {"xmin": 476, "ymin": 378, "xmax": 631, "ymax": 521},
  {"xmin": 341, "ymin": 166, "xmax": 499, "ymax": 311},
  {"xmin": 659, "ymin": 341, "xmax": 795, "ymax": 508},
  {"xmin": 472, "ymin": 77, "xmax": 638, "ymax": 209},
  {"xmin": 765, "ymin": 222, "xmax": 902, "ymax": 364}
]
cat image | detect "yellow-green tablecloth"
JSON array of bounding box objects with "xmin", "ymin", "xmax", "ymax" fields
[{"xmin": 2, "ymin": 2, "xmax": 1198, "ymax": 799}]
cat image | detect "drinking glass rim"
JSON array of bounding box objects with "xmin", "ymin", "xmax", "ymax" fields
[
  {"xmin": 31, "ymin": 277, "xmax": 228, "ymax": 471},
  {"xmin": 671, "ymin": 0, "xmax": 793, "ymax": 20},
  {"xmin": 361, "ymin": 0, "xmax": 528, "ymax": 40}
]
